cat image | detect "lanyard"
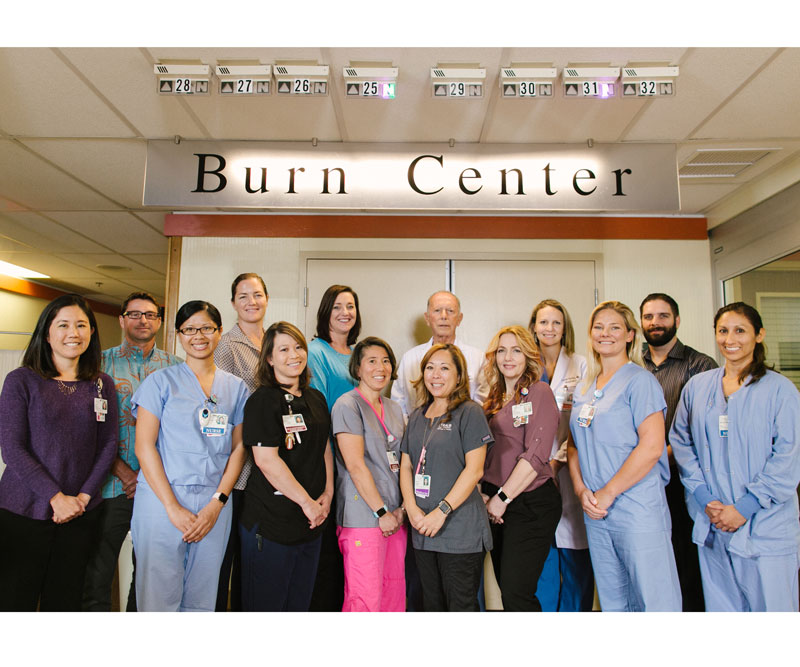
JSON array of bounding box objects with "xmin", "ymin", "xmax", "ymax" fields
[
  {"xmin": 355, "ymin": 387, "xmax": 395, "ymax": 446},
  {"xmin": 415, "ymin": 414, "xmax": 442, "ymax": 476}
]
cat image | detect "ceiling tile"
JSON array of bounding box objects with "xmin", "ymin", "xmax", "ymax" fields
[
  {"xmin": 124, "ymin": 253, "xmax": 168, "ymax": 273},
  {"xmin": 677, "ymin": 183, "xmax": 739, "ymax": 214},
  {"xmin": 0, "ymin": 48, "xmax": 136, "ymax": 137},
  {"xmin": 0, "ymin": 211, "xmax": 109, "ymax": 252},
  {"xmin": 46, "ymin": 211, "xmax": 168, "ymax": 254},
  {"xmin": 56, "ymin": 252, "xmax": 164, "ymax": 280},
  {"xmin": 18, "ymin": 139, "xmax": 147, "ymax": 208},
  {"xmin": 0, "ymin": 139, "xmax": 120, "ymax": 210}
]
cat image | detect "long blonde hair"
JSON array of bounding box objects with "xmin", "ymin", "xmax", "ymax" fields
[
  {"xmin": 582, "ymin": 300, "xmax": 644, "ymax": 394},
  {"xmin": 482, "ymin": 325, "xmax": 542, "ymax": 417},
  {"xmin": 411, "ymin": 343, "xmax": 471, "ymax": 422},
  {"xmin": 528, "ymin": 298, "xmax": 575, "ymax": 356}
]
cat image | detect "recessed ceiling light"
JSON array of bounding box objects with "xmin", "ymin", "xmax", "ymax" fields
[{"xmin": 0, "ymin": 260, "xmax": 50, "ymax": 279}]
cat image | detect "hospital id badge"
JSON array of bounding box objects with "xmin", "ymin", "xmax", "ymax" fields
[
  {"xmin": 200, "ymin": 410, "xmax": 228, "ymax": 436},
  {"xmin": 556, "ymin": 388, "xmax": 574, "ymax": 412},
  {"xmin": 512, "ymin": 402, "xmax": 533, "ymax": 419},
  {"xmin": 387, "ymin": 450, "xmax": 400, "ymax": 473},
  {"xmin": 282, "ymin": 413, "xmax": 308, "ymax": 434},
  {"xmin": 577, "ymin": 403, "xmax": 596, "ymax": 428},
  {"xmin": 719, "ymin": 414, "xmax": 729, "ymax": 438},
  {"xmin": 414, "ymin": 473, "xmax": 431, "ymax": 498},
  {"xmin": 94, "ymin": 397, "xmax": 108, "ymax": 422}
]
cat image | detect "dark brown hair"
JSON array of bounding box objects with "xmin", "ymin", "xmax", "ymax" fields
[
  {"xmin": 714, "ymin": 302, "xmax": 770, "ymax": 385},
  {"xmin": 22, "ymin": 294, "xmax": 102, "ymax": 381},
  {"xmin": 230, "ymin": 273, "xmax": 268, "ymax": 301},
  {"xmin": 411, "ymin": 343, "xmax": 471, "ymax": 422},
  {"xmin": 348, "ymin": 336, "xmax": 398, "ymax": 382},
  {"xmin": 255, "ymin": 321, "xmax": 310, "ymax": 391},
  {"xmin": 314, "ymin": 284, "xmax": 361, "ymax": 346}
]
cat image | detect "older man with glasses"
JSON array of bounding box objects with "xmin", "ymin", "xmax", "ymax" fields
[{"xmin": 82, "ymin": 292, "xmax": 181, "ymax": 611}]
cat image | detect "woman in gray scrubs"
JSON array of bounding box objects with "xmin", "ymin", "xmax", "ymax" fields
[{"xmin": 399, "ymin": 343, "xmax": 493, "ymax": 611}]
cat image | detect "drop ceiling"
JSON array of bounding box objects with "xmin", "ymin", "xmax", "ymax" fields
[{"xmin": 1, "ymin": 46, "xmax": 799, "ymax": 305}]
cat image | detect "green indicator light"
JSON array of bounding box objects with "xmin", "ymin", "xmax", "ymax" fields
[{"xmin": 382, "ymin": 82, "xmax": 396, "ymax": 99}]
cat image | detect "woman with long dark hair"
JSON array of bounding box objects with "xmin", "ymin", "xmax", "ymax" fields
[
  {"xmin": 567, "ymin": 300, "xmax": 681, "ymax": 611},
  {"xmin": 0, "ymin": 294, "xmax": 118, "ymax": 611},
  {"xmin": 239, "ymin": 321, "xmax": 334, "ymax": 611},
  {"xmin": 480, "ymin": 325, "xmax": 561, "ymax": 611},
  {"xmin": 671, "ymin": 302, "xmax": 800, "ymax": 611},
  {"xmin": 131, "ymin": 300, "xmax": 249, "ymax": 611},
  {"xmin": 399, "ymin": 343, "xmax": 493, "ymax": 611}
]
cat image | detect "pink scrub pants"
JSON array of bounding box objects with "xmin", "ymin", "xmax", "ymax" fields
[{"xmin": 336, "ymin": 524, "xmax": 407, "ymax": 612}]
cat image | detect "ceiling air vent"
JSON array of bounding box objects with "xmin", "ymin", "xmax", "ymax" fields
[{"xmin": 679, "ymin": 148, "xmax": 777, "ymax": 178}]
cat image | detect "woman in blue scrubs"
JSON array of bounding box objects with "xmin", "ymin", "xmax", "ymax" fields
[
  {"xmin": 567, "ymin": 300, "xmax": 681, "ymax": 611},
  {"xmin": 671, "ymin": 302, "xmax": 800, "ymax": 611},
  {"xmin": 131, "ymin": 301, "xmax": 249, "ymax": 611}
]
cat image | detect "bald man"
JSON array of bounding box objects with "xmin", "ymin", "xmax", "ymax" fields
[{"xmin": 391, "ymin": 291, "xmax": 485, "ymax": 418}]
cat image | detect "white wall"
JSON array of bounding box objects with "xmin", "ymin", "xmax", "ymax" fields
[{"xmin": 177, "ymin": 236, "xmax": 717, "ymax": 359}]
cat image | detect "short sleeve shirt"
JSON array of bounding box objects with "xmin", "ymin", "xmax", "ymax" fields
[
  {"xmin": 131, "ymin": 363, "xmax": 249, "ymax": 488},
  {"xmin": 400, "ymin": 400, "xmax": 494, "ymax": 554},
  {"xmin": 331, "ymin": 390, "xmax": 405, "ymax": 527},
  {"xmin": 569, "ymin": 363, "xmax": 670, "ymax": 532},
  {"xmin": 241, "ymin": 385, "xmax": 331, "ymax": 545},
  {"xmin": 307, "ymin": 338, "xmax": 357, "ymax": 411}
]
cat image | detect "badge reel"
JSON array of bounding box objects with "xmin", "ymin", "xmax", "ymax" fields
[
  {"xmin": 512, "ymin": 388, "xmax": 533, "ymax": 428},
  {"xmin": 577, "ymin": 389, "xmax": 603, "ymax": 428},
  {"xmin": 94, "ymin": 377, "xmax": 108, "ymax": 422},
  {"xmin": 199, "ymin": 395, "xmax": 228, "ymax": 437},
  {"xmin": 282, "ymin": 393, "xmax": 308, "ymax": 450}
]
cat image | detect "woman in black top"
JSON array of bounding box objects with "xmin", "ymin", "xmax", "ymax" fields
[{"xmin": 239, "ymin": 321, "xmax": 334, "ymax": 611}]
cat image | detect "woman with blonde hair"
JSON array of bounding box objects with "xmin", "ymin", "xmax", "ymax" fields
[
  {"xmin": 399, "ymin": 343, "xmax": 493, "ymax": 611},
  {"xmin": 480, "ymin": 325, "xmax": 561, "ymax": 611},
  {"xmin": 529, "ymin": 299, "xmax": 594, "ymax": 612},
  {"xmin": 567, "ymin": 300, "xmax": 681, "ymax": 611}
]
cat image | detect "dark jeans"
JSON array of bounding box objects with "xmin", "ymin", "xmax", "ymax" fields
[
  {"xmin": 215, "ymin": 488, "xmax": 244, "ymax": 611},
  {"xmin": 485, "ymin": 478, "xmax": 561, "ymax": 611},
  {"xmin": 0, "ymin": 506, "xmax": 101, "ymax": 611},
  {"xmin": 308, "ymin": 491, "xmax": 344, "ymax": 611},
  {"xmin": 413, "ymin": 548, "xmax": 484, "ymax": 611},
  {"xmin": 665, "ymin": 466, "xmax": 705, "ymax": 611},
  {"xmin": 82, "ymin": 494, "xmax": 137, "ymax": 611},
  {"xmin": 239, "ymin": 522, "xmax": 322, "ymax": 612}
]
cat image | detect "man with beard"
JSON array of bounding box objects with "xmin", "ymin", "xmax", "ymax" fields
[{"xmin": 639, "ymin": 292, "xmax": 717, "ymax": 611}]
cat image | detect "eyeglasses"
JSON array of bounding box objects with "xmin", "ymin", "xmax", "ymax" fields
[
  {"xmin": 178, "ymin": 325, "xmax": 219, "ymax": 336},
  {"xmin": 123, "ymin": 311, "xmax": 161, "ymax": 321}
]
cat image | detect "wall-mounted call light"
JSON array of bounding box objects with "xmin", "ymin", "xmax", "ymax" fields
[
  {"xmin": 431, "ymin": 66, "xmax": 486, "ymax": 99},
  {"xmin": 216, "ymin": 64, "xmax": 272, "ymax": 96},
  {"xmin": 621, "ymin": 65, "xmax": 679, "ymax": 97},
  {"xmin": 154, "ymin": 63, "xmax": 211, "ymax": 95},
  {"xmin": 499, "ymin": 66, "xmax": 557, "ymax": 98},
  {"xmin": 343, "ymin": 66, "xmax": 399, "ymax": 99},
  {"xmin": 562, "ymin": 66, "xmax": 620, "ymax": 99},
  {"xmin": 274, "ymin": 64, "xmax": 330, "ymax": 96}
]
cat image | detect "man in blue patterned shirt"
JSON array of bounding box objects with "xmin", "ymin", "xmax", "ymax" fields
[{"xmin": 82, "ymin": 292, "xmax": 181, "ymax": 611}]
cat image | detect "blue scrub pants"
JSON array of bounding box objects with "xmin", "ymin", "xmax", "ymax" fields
[
  {"xmin": 537, "ymin": 544, "xmax": 595, "ymax": 612},
  {"xmin": 131, "ymin": 481, "xmax": 231, "ymax": 612},
  {"xmin": 698, "ymin": 530, "xmax": 800, "ymax": 612},
  {"xmin": 585, "ymin": 522, "xmax": 681, "ymax": 611}
]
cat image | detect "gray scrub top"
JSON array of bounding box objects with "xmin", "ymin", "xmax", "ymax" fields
[
  {"xmin": 332, "ymin": 390, "xmax": 405, "ymax": 528},
  {"xmin": 400, "ymin": 399, "xmax": 494, "ymax": 554}
]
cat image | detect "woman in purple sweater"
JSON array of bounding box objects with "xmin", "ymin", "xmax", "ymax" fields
[{"xmin": 0, "ymin": 294, "xmax": 118, "ymax": 611}]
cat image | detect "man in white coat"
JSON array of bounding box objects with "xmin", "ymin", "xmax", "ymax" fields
[{"xmin": 391, "ymin": 290, "xmax": 485, "ymax": 419}]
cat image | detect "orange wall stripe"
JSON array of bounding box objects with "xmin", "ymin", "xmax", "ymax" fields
[
  {"xmin": 0, "ymin": 275, "xmax": 119, "ymax": 317},
  {"xmin": 165, "ymin": 214, "xmax": 708, "ymax": 240}
]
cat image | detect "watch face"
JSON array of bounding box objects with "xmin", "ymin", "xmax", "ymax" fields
[{"xmin": 438, "ymin": 501, "xmax": 451, "ymax": 515}]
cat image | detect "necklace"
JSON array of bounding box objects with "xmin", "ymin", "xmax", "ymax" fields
[{"xmin": 56, "ymin": 379, "xmax": 78, "ymax": 396}]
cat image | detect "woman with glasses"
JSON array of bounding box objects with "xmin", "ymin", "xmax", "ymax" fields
[{"xmin": 130, "ymin": 300, "xmax": 250, "ymax": 611}]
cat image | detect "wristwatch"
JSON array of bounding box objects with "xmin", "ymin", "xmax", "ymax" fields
[
  {"xmin": 438, "ymin": 499, "xmax": 452, "ymax": 516},
  {"xmin": 373, "ymin": 504, "xmax": 389, "ymax": 519},
  {"xmin": 496, "ymin": 487, "xmax": 512, "ymax": 504},
  {"xmin": 212, "ymin": 491, "xmax": 229, "ymax": 505}
]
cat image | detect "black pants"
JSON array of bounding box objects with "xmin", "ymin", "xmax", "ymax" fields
[
  {"xmin": 485, "ymin": 478, "xmax": 561, "ymax": 611},
  {"xmin": 0, "ymin": 506, "xmax": 101, "ymax": 611},
  {"xmin": 413, "ymin": 548, "xmax": 484, "ymax": 611},
  {"xmin": 665, "ymin": 467, "xmax": 705, "ymax": 611},
  {"xmin": 82, "ymin": 494, "xmax": 137, "ymax": 611},
  {"xmin": 308, "ymin": 486, "xmax": 344, "ymax": 611},
  {"xmin": 215, "ymin": 488, "xmax": 244, "ymax": 611}
]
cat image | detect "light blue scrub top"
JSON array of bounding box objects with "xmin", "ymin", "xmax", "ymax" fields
[
  {"xmin": 132, "ymin": 363, "xmax": 249, "ymax": 488},
  {"xmin": 308, "ymin": 337, "xmax": 357, "ymax": 411},
  {"xmin": 569, "ymin": 362, "xmax": 669, "ymax": 532},
  {"xmin": 670, "ymin": 368, "xmax": 800, "ymax": 558}
]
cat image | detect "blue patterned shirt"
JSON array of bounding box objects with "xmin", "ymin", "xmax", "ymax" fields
[{"xmin": 100, "ymin": 340, "xmax": 182, "ymax": 498}]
